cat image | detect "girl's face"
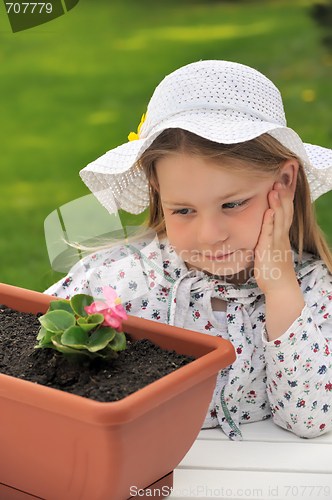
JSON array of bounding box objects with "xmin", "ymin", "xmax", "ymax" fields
[{"xmin": 155, "ymin": 153, "xmax": 278, "ymax": 284}]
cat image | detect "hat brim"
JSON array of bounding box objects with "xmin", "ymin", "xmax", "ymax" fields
[
  {"xmin": 269, "ymin": 128, "xmax": 332, "ymax": 201},
  {"xmin": 80, "ymin": 116, "xmax": 332, "ymax": 215}
]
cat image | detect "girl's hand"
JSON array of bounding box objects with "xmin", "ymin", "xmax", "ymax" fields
[
  {"xmin": 254, "ymin": 182, "xmax": 296, "ymax": 294},
  {"xmin": 254, "ymin": 178, "xmax": 305, "ymax": 341}
]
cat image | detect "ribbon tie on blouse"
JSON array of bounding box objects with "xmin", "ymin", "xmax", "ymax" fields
[
  {"xmin": 166, "ymin": 268, "xmax": 265, "ymax": 440},
  {"xmin": 125, "ymin": 238, "xmax": 266, "ymax": 441}
]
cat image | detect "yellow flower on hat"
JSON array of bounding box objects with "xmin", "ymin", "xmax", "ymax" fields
[{"xmin": 128, "ymin": 112, "xmax": 147, "ymax": 141}]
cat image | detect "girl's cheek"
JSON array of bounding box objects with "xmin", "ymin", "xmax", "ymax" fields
[
  {"xmin": 168, "ymin": 224, "xmax": 188, "ymax": 241},
  {"xmin": 166, "ymin": 219, "xmax": 193, "ymax": 247},
  {"xmin": 235, "ymin": 207, "xmax": 262, "ymax": 238},
  {"xmin": 243, "ymin": 206, "xmax": 266, "ymax": 237},
  {"xmin": 165, "ymin": 213, "xmax": 187, "ymax": 230},
  {"xmin": 164, "ymin": 216, "xmax": 183, "ymax": 237}
]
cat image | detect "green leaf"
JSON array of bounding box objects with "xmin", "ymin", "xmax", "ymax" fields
[
  {"xmin": 39, "ymin": 329, "xmax": 55, "ymax": 346},
  {"xmin": 48, "ymin": 299, "xmax": 75, "ymax": 315},
  {"xmin": 39, "ymin": 310, "xmax": 76, "ymax": 333},
  {"xmin": 108, "ymin": 330, "xmax": 127, "ymax": 351},
  {"xmin": 35, "ymin": 342, "xmax": 54, "ymax": 350},
  {"xmin": 61, "ymin": 326, "xmax": 89, "ymax": 348},
  {"xmin": 35, "ymin": 327, "xmax": 54, "ymax": 349},
  {"xmin": 77, "ymin": 314, "xmax": 104, "ymax": 332},
  {"xmin": 37, "ymin": 325, "xmax": 47, "ymax": 340},
  {"xmin": 86, "ymin": 326, "xmax": 116, "ymax": 352},
  {"xmin": 76, "ymin": 320, "xmax": 96, "ymax": 333},
  {"xmin": 51, "ymin": 333, "xmax": 87, "ymax": 355},
  {"xmin": 101, "ymin": 347, "xmax": 118, "ymax": 360},
  {"xmin": 70, "ymin": 294, "xmax": 94, "ymax": 318},
  {"xmin": 86, "ymin": 313, "xmax": 104, "ymax": 324}
]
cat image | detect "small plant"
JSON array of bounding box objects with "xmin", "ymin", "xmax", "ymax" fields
[{"xmin": 36, "ymin": 286, "xmax": 128, "ymax": 362}]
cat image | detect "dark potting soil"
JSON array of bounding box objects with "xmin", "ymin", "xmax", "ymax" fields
[{"xmin": 0, "ymin": 305, "xmax": 194, "ymax": 402}]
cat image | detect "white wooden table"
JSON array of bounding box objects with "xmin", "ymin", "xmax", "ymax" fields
[{"xmin": 169, "ymin": 419, "xmax": 332, "ymax": 500}]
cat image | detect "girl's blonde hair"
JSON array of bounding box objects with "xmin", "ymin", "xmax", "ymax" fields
[{"xmin": 139, "ymin": 128, "xmax": 332, "ymax": 273}]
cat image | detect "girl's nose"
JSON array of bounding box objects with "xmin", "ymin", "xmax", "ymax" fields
[{"xmin": 196, "ymin": 215, "xmax": 228, "ymax": 245}]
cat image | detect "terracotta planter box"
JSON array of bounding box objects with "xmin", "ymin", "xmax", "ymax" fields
[{"xmin": 0, "ymin": 283, "xmax": 235, "ymax": 500}]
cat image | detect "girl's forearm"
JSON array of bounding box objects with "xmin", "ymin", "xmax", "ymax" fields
[
  {"xmin": 264, "ymin": 280, "xmax": 305, "ymax": 341},
  {"xmin": 263, "ymin": 301, "xmax": 332, "ymax": 438}
]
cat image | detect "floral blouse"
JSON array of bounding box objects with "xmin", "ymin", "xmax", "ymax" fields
[{"xmin": 45, "ymin": 235, "xmax": 332, "ymax": 441}]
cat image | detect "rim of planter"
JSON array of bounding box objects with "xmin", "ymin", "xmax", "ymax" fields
[{"xmin": 0, "ymin": 282, "xmax": 236, "ymax": 426}]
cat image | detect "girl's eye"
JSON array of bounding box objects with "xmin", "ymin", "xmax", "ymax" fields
[
  {"xmin": 222, "ymin": 199, "xmax": 248, "ymax": 210},
  {"xmin": 172, "ymin": 208, "xmax": 193, "ymax": 216}
]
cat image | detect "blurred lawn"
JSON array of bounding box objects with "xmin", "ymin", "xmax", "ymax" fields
[{"xmin": 0, "ymin": 0, "xmax": 332, "ymax": 291}]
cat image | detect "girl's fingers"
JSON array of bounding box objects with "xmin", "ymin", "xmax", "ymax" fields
[
  {"xmin": 255, "ymin": 208, "xmax": 274, "ymax": 258},
  {"xmin": 269, "ymin": 190, "xmax": 284, "ymax": 242},
  {"xmin": 254, "ymin": 184, "xmax": 294, "ymax": 293},
  {"xmin": 269, "ymin": 185, "xmax": 293, "ymax": 241},
  {"xmin": 279, "ymin": 186, "xmax": 294, "ymax": 231}
]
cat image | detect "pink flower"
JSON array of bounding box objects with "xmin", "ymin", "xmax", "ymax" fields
[{"xmin": 85, "ymin": 286, "xmax": 128, "ymax": 330}]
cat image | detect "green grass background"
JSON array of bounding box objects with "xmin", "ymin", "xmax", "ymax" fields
[{"xmin": 0, "ymin": 0, "xmax": 332, "ymax": 292}]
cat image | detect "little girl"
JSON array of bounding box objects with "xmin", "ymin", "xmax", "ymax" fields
[{"xmin": 45, "ymin": 60, "xmax": 332, "ymax": 441}]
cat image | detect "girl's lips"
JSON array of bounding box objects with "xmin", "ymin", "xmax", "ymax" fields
[{"xmin": 205, "ymin": 251, "xmax": 235, "ymax": 261}]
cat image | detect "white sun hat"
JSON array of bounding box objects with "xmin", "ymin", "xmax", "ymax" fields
[{"xmin": 80, "ymin": 60, "xmax": 332, "ymax": 215}]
